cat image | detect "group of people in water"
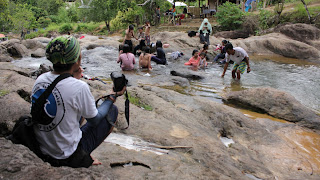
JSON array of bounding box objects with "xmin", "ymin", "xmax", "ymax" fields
[
  {"xmin": 117, "ymin": 18, "xmax": 250, "ymax": 80},
  {"xmin": 118, "ymin": 22, "xmax": 166, "ymax": 71}
]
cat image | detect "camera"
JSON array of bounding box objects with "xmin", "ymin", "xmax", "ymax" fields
[{"xmin": 110, "ymin": 72, "xmax": 128, "ymax": 92}]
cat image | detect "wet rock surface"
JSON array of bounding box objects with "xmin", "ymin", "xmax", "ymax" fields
[{"xmin": 224, "ymin": 87, "xmax": 320, "ymax": 130}]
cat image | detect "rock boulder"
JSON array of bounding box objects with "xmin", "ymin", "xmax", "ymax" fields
[
  {"xmin": 31, "ymin": 48, "xmax": 45, "ymax": 58},
  {"xmin": 214, "ymin": 30, "xmax": 250, "ymax": 39},
  {"xmin": 275, "ymin": 23, "xmax": 320, "ymax": 43},
  {"xmin": 21, "ymin": 39, "xmax": 45, "ymax": 50},
  {"xmin": 224, "ymin": 87, "xmax": 320, "ymax": 129}
]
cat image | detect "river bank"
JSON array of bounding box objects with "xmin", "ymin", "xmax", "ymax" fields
[{"xmin": 0, "ymin": 23, "xmax": 320, "ymax": 179}]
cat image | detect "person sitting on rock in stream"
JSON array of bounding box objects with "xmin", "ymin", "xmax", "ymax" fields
[
  {"xmin": 139, "ymin": 46, "xmax": 152, "ymax": 70},
  {"xmin": 214, "ymin": 39, "xmax": 229, "ymax": 63},
  {"xmin": 117, "ymin": 44, "xmax": 136, "ymax": 71},
  {"xmin": 133, "ymin": 27, "xmax": 146, "ymax": 56},
  {"xmin": 184, "ymin": 49, "xmax": 200, "ymax": 67},
  {"xmin": 151, "ymin": 40, "xmax": 167, "ymax": 65},
  {"xmin": 221, "ymin": 43, "xmax": 251, "ymax": 80},
  {"xmin": 31, "ymin": 35, "xmax": 126, "ymax": 168},
  {"xmin": 198, "ymin": 18, "xmax": 212, "ymax": 45}
]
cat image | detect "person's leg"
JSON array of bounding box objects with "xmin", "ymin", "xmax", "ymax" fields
[
  {"xmin": 232, "ymin": 63, "xmax": 239, "ymax": 79},
  {"xmin": 236, "ymin": 61, "xmax": 247, "ymax": 80},
  {"xmin": 199, "ymin": 34, "xmax": 205, "ymax": 44},
  {"xmin": 205, "ymin": 33, "xmax": 210, "ymax": 45},
  {"xmin": 80, "ymin": 105, "xmax": 118, "ymax": 154},
  {"xmin": 151, "ymin": 56, "xmax": 166, "ymax": 65},
  {"xmin": 133, "ymin": 44, "xmax": 141, "ymax": 55},
  {"xmin": 214, "ymin": 54, "xmax": 224, "ymax": 62},
  {"xmin": 236, "ymin": 70, "xmax": 241, "ymax": 80}
]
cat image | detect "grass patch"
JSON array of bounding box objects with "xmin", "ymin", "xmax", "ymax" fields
[
  {"xmin": 127, "ymin": 92, "xmax": 153, "ymax": 111},
  {"xmin": 0, "ymin": 90, "xmax": 9, "ymax": 97}
]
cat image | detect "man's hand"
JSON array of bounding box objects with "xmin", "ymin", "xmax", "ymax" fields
[
  {"xmin": 221, "ymin": 73, "xmax": 225, "ymax": 78},
  {"xmin": 111, "ymin": 86, "xmax": 127, "ymax": 97},
  {"xmin": 247, "ymin": 66, "xmax": 251, "ymax": 73}
]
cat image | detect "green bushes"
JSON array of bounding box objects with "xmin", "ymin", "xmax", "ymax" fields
[
  {"xmin": 59, "ymin": 23, "xmax": 73, "ymax": 33},
  {"xmin": 75, "ymin": 23, "xmax": 100, "ymax": 33},
  {"xmin": 215, "ymin": 2, "xmax": 245, "ymax": 30},
  {"xmin": 259, "ymin": 9, "xmax": 274, "ymax": 30},
  {"xmin": 38, "ymin": 17, "xmax": 52, "ymax": 28}
]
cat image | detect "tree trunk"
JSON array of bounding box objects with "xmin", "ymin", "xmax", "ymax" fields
[
  {"xmin": 263, "ymin": 0, "xmax": 267, "ymax": 8},
  {"xmin": 300, "ymin": 0, "xmax": 313, "ymax": 24}
]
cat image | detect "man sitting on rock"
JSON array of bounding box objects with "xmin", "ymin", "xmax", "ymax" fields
[
  {"xmin": 31, "ymin": 35, "xmax": 126, "ymax": 168},
  {"xmin": 221, "ymin": 43, "xmax": 251, "ymax": 80}
]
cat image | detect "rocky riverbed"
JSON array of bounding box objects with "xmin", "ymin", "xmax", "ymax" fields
[{"xmin": 0, "ymin": 23, "xmax": 320, "ymax": 180}]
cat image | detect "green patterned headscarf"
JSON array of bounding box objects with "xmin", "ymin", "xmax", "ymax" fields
[{"xmin": 46, "ymin": 35, "xmax": 80, "ymax": 64}]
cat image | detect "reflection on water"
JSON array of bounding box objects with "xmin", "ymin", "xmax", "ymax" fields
[{"xmin": 239, "ymin": 109, "xmax": 290, "ymax": 124}]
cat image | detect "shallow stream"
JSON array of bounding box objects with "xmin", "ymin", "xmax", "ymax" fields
[{"xmin": 13, "ymin": 46, "xmax": 320, "ymax": 112}]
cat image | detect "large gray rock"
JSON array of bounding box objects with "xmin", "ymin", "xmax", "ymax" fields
[
  {"xmin": 275, "ymin": 23, "xmax": 320, "ymax": 43},
  {"xmin": 224, "ymin": 87, "xmax": 320, "ymax": 129},
  {"xmin": 0, "ymin": 92, "xmax": 30, "ymax": 132},
  {"xmin": 214, "ymin": 30, "xmax": 250, "ymax": 39},
  {"xmin": 31, "ymin": 63, "xmax": 53, "ymax": 77},
  {"xmin": 31, "ymin": 48, "xmax": 45, "ymax": 58},
  {"xmin": 21, "ymin": 39, "xmax": 45, "ymax": 50},
  {"xmin": 170, "ymin": 69, "xmax": 204, "ymax": 80},
  {"xmin": 7, "ymin": 43, "xmax": 29, "ymax": 58},
  {"xmin": 0, "ymin": 69, "xmax": 35, "ymax": 132},
  {"xmin": 0, "ymin": 138, "xmax": 113, "ymax": 180},
  {"xmin": 263, "ymin": 37, "xmax": 320, "ymax": 60},
  {"xmin": 0, "ymin": 54, "xmax": 14, "ymax": 62}
]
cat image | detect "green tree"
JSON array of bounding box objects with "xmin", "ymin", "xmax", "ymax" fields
[
  {"xmin": 215, "ymin": 2, "xmax": 244, "ymax": 30},
  {"xmin": 0, "ymin": 0, "xmax": 10, "ymax": 32},
  {"xmin": 10, "ymin": 4, "xmax": 37, "ymax": 33},
  {"xmin": 36, "ymin": 0, "xmax": 64, "ymax": 15},
  {"xmin": 85, "ymin": 0, "xmax": 120, "ymax": 31}
]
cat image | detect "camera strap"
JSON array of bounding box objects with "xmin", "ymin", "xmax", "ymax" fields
[{"xmin": 124, "ymin": 90, "xmax": 130, "ymax": 129}]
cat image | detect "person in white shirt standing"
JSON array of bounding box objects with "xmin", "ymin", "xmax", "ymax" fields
[{"xmin": 221, "ymin": 43, "xmax": 251, "ymax": 80}]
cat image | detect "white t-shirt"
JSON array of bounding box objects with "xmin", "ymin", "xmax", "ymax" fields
[
  {"xmin": 31, "ymin": 72, "xmax": 98, "ymax": 159},
  {"xmin": 225, "ymin": 47, "xmax": 249, "ymax": 65}
]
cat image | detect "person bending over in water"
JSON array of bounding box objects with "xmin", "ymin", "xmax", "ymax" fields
[
  {"xmin": 139, "ymin": 47, "xmax": 152, "ymax": 70},
  {"xmin": 184, "ymin": 49, "xmax": 200, "ymax": 67},
  {"xmin": 117, "ymin": 44, "xmax": 135, "ymax": 71},
  {"xmin": 151, "ymin": 40, "xmax": 167, "ymax": 65},
  {"xmin": 221, "ymin": 43, "xmax": 251, "ymax": 80}
]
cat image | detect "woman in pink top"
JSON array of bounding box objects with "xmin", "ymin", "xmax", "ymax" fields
[
  {"xmin": 117, "ymin": 44, "xmax": 135, "ymax": 71},
  {"xmin": 184, "ymin": 49, "xmax": 200, "ymax": 67}
]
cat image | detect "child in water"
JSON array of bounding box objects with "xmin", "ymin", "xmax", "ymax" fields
[
  {"xmin": 199, "ymin": 52, "xmax": 208, "ymax": 68},
  {"xmin": 139, "ymin": 47, "xmax": 152, "ymax": 70}
]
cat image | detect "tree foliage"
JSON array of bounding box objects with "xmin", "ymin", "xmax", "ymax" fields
[
  {"xmin": 215, "ymin": 2, "xmax": 244, "ymax": 30},
  {"xmin": 10, "ymin": 4, "xmax": 37, "ymax": 32}
]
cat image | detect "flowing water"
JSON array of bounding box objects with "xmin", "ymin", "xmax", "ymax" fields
[{"xmin": 12, "ymin": 46, "xmax": 320, "ymax": 111}]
